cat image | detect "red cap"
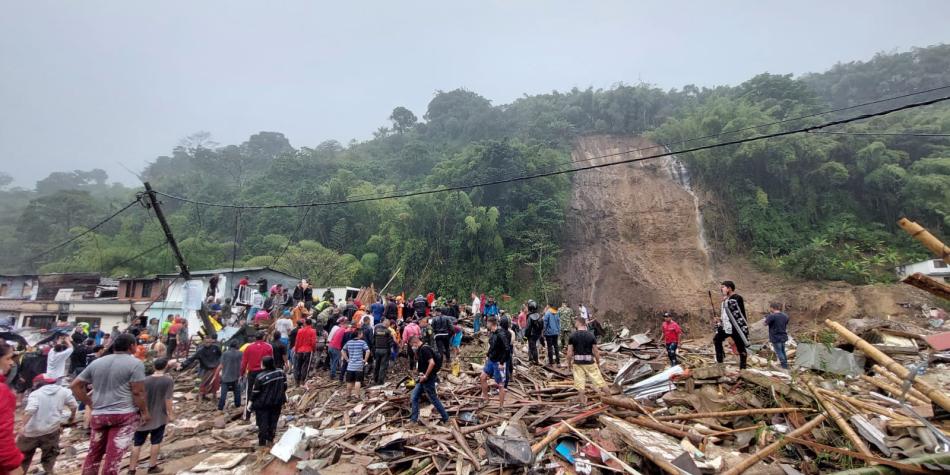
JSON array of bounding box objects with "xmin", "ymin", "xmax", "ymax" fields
[{"xmin": 33, "ymin": 373, "xmax": 57, "ymax": 385}]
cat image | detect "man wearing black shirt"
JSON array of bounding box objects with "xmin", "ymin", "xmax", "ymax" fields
[
  {"xmin": 713, "ymin": 280, "xmax": 750, "ymax": 369},
  {"xmin": 407, "ymin": 335, "xmax": 449, "ymax": 423},
  {"xmin": 479, "ymin": 316, "xmax": 508, "ymax": 407},
  {"xmin": 567, "ymin": 316, "xmax": 607, "ymax": 406}
]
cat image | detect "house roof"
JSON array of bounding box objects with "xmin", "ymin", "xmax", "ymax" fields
[{"xmin": 154, "ymin": 267, "xmax": 299, "ymax": 280}]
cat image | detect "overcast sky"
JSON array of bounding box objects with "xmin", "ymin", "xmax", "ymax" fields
[{"xmin": 1, "ymin": 1, "xmax": 947, "ymax": 187}]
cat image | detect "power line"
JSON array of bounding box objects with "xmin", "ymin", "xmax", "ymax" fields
[
  {"xmin": 806, "ymin": 130, "xmax": 950, "ymax": 137},
  {"xmin": 271, "ymin": 205, "xmax": 313, "ymax": 269},
  {"xmin": 110, "ymin": 241, "xmax": 169, "ymax": 270},
  {"xmin": 19, "ymin": 198, "xmax": 143, "ymax": 266},
  {"xmin": 152, "ymin": 94, "xmax": 950, "ymax": 210},
  {"xmin": 328, "ymin": 83, "xmax": 950, "ymax": 204}
]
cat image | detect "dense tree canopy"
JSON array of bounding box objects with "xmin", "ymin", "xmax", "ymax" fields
[{"xmin": 0, "ymin": 44, "xmax": 947, "ymax": 294}]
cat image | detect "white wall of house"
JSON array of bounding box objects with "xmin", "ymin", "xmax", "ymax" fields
[{"xmin": 896, "ymin": 259, "xmax": 950, "ymax": 280}]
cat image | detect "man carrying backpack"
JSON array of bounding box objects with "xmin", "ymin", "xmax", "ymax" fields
[
  {"xmin": 407, "ymin": 335, "xmax": 449, "ymax": 424},
  {"xmin": 523, "ymin": 300, "xmax": 543, "ymax": 365},
  {"xmin": 430, "ymin": 308, "xmax": 453, "ymax": 364}
]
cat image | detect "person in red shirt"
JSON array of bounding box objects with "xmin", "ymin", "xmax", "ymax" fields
[
  {"xmin": 0, "ymin": 341, "xmax": 25, "ymax": 475},
  {"xmin": 293, "ymin": 320, "xmax": 317, "ymax": 386},
  {"xmin": 240, "ymin": 332, "xmax": 273, "ymax": 415},
  {"xmin": 661, "ymin": 312, "xmax": 683, "ymax": 366}
]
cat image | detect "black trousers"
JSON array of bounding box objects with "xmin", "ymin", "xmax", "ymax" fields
[
  {"xmin": 255, "ymin": 405, "xmax": 282, "ymax": 446},
  {"xmin": 294, "ymin": 352, "xmax": 312, "ymax": 385},
  {"xmin": 528, "ymin": 336, "xmax": 541, "ymax": 364},
  {"xmin": 544, "ymin": 335, "xmax": 560, "ymax": 364},
  {"xmin": 434, "ymin": 335, "xmax": 451, "ymax": 363},
  {"xmin": 713, "ymin": 328, "xmax": 748, "ymax": 369},
  {"xmin": 164, "ymin": 338, "xmax": 177, "ymax": 359},
  {"xmin": 373, "ymin": 349, "xmax": 390, "ymax": 385}
]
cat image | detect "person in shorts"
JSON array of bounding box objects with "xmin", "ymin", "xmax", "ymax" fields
[
  {"xmin": 479, "ymin": 316, "xmax": 509, "ymax": 407},
  {"xmin": 567, "ymin": 316, "xmax": 608, "ymax": 406},
  {"xmin": 129, "ymin": 358, "xmax": 174, "ymax": 475},
  {"xmin": 342, "ymin": 335, "xmax": 369, "ymax": 401}
]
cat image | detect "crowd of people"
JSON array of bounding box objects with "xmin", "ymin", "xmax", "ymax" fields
[{"xmin": 0, "ymin": 278, "xmax": 790, "ymax": 474}]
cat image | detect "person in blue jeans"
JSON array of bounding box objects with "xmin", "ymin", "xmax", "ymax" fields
[
  {"xmin": 765, "ymin": 302, "xmax": 790, "ymax": 369},
  {"xmin": 542, "ymin": 305, "xmax": 561, "ymax": 365},
  {"xmin": 408, "ymin": 335, "xmax": 449, "ymax": 424},
  {"xmin": 218, "ymin": 341, "xmax": 243, "ymax": 410}
]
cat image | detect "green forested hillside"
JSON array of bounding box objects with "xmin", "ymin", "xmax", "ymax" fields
[{"xmin": 1, "ymin": 44, "xmax": 948, "ymax": 294}]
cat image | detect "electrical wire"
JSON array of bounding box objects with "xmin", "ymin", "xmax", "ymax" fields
[
  {"xmin": 271, "ymin": 205, "xmax": 312, "ymax": 269},
  {"xmin": 19, "ymin": 198, "xmax": 143, "ymax": 265},
  {"xmin": 152, "ymin": 93, "xmax": 950, "ymax": 210},
  {"xmin": 806, "ymin": 130, "xmax": 950, "ymax": 137},
  {"xmin": 109, "ymin": 241, "xmax": 169, "ymax": 270}
]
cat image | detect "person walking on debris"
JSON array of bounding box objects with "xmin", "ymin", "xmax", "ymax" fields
[
  {"xmin": 524, "ymin": 300, "xmax": 543, "ymax": 365},
  {"xmin": 499, "ymin": 312, "xmax": 515, "ymax": 388},
  {"xmin": 71, "ymin": 334, "xmax": 149, "ymax": 475},
  {"xmin": 342, "ymin": 330, "xmax": 370, "ymax": 400},
  {"xmin": 372, "ymin": 318, "xmax": 394, "ymax": 385},
  {"xmin": 250, "ymin": 356, "xmax": 287, "ymax": 449},
  {"xmin": 1, "ymin": 342, "xmax": 26, "ymax": 475},
  {"xmin": 270, "ymin": 332, "xmax": 289, "ymax": 371},
  {"xmin": 542, "ymin": 305, "xmax": 561, "ymax": 366},
  {"xmin": 293, "ymin": 319, "xmax": 317, "ymax": 386},
  {"xmin": 412, "ymin": 295, "xmax": 428, "ymax": 320},
  {"xmin": 129, "ymin": 358, "xmax": 174, "ymax": 475},
  {"xmin": 567, "ymin": 316, "xmax": 608, "ymax": 406},
  {"xmin": 430, "ymin": 307, "xmax": 453, "ymax": 364},
  {"xmin": 46, "ymin": 334, "xmax": 73, "ymax": 382},
  {"xmin": 765, "ymin": 302, "xmax": 790, "ymax": 369},
  {"xmin": 714, "ymin": 280, "xmax": 750, "ymax": 370},
  {"xmin": 470, "ymin": 292, "xmax": 482, "ymax": 333},
  {"xmin": 327, "ymin": 318, "xmax": 347, "ymax": 380},
  {"xmin": 408, "ymin": 335, "xmax": 449, "ymax": 424},
  {"xmin": 557, "ymin": 302, "xmax": 574, "ymax": 350},
  {"xmin": 401, "ymin": 317, "xmax": 422, "ymax": 370},
  {"xmin": 180, "ymin": 335, "xmax": 222, "ymax": 402},
  {"xmin": 240, "ymin": 332, "xmax": 273, "ymax": 419},
  {"xmin": 218, "ymin": 341, "xmax": 243, "ymax": 411},
  {"xmin": 661, "ymin": 312, "xmax": 683, "ymax": 366},
  {"xmin": 480, "ymin": 316, "xmax": 509, "ymax": 407},
  {"xmin": 17, "ymin": 373, "xmax": 78, "ymax": 475}
]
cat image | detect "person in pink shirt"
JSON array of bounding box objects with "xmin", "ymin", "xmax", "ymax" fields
[
  {"xmin": 327, "ymin": 318, "xmax": 348, "ymax": 379},
  {"xmin": 401, "ymin": 318, "xmax": 421, "ymax": 370},
  {"xmin": 661, "ymin": 312, "xmax": 683, "ymax": 366}
]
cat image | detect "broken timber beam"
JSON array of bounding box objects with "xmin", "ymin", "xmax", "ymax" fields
[
  {"xmin": 721, "ymin": 414, "xmax": 827, "ymax": 475},
  {"xmin": 871, "ymin": 365, "xmax": 931, "ymax": 402},
  {"xmin": 738, "ymin": 371, "xmax": 813, "ymax": 405},
  {"xmin": 805, "ymin": 380, "xmax": 874, "ymax": 459},
  {"xmin": 902, "ymin": 272, "xmax": 950, "ymax": 301},
  {"xmin": 654, "ymin": 407, "xmax": 814, "ymax": 421},
  {"xmin": 859, "ymin": 375, "xmax": 930, "ymax": 407},
  {"xmin": 825, "ymin": 319, "xmax": 950, "ymax": 412},
  {"xmin": 625, "ymin": 416, "xmax": 705, "ymax": 445},
  {"xmin": 897, "ymin": 218, "xmax": 950, "ymax": 265}
]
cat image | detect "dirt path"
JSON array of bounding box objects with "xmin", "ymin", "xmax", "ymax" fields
[{"xmin": 558, "ymin": 135, "xmax": 937, "ymax": 333}]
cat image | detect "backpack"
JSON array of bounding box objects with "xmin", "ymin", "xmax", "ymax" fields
[{"xmin": 527, "ymin": 313, "xmax": 543, "ymax": 337}]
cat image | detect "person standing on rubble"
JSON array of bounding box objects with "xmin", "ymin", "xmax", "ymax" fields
[
  {"xmin": 401, "ymin": 317, "xmax": 422, "ymax": 370},
  {"xmin": 71, "ymin": 334, "xmax": 149, "ymax": 475},
  {"xmin": 218, "ymin": 341, "xmax": 243, "ymax": 410},
  {"xmin": 499, "ymin": 313, "xmax": 515, "ymax": 388},
  {"xmin": 342, "ymin": 329, "xmax": 370, "ymax": 401},
  {"xmin": 430, "ymin": 307, "xmax": 453, "ymax": 364},
  {"xmin": 408, "ymin": 335, "xmax": 449, "ymax": 424},
  {"xmin": 524, "ymin": 300, "xmax": 543, "ymax": 365},
  {"xmin": 250, "ymin": 356, "xmax": 287, "ymax": 449},
  {"xmin": 714, "ymin": 281, "xmax": 750, "ymax": 370},
  {"xmin": 765, "ymin": 302, "xmax": 790, "ymax": 369},
  {"xmin": 567, "ymin": 316, "xmax": 608, "ymax": 406},
  {"xmin": 327, "ymin": 318, "xmax": 348, "ymax": 380},
  {"xmin": 372, "ymin": 318, "xmax": 395, "ymax": 385},
  {"xmin": 129, "ymin": 358, "xmax": 174, "ymax": 475},
  {"xmin": 557, "ymin": 302, "xmax": 574, "ymax": 351},
  {"xmin": 471, "ymin": 292, "xmax": 482, "ymax": 333},
  {"xmin": 542, "ymin": 305, "xmax": 561, "ymax": 366},
  {"xmin": 240, "ymin": 332, "xmax": 274, "ymax": 418},
  {"xmin": 661, "ymin": 312, "xmax": 683, "ymax": 366},
  {"xmin": 480, "ymin": 316, "xmax": 509, "ymax": 407},
  {"xmin": 16, "ymin": 373, "xmax": 77, "ymax": 475},
  {"xmin": 293, "ymin": 319, "xmax": 317, "ymax": 386},
  {"xmin": 0, "ymin": 342, "xmax": 24, "ymax": 475},
  {"xmin": 180, "ymin": 334, "xmax": 222, "ymax": 402}
]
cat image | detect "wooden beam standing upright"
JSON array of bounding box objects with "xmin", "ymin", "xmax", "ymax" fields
[{"xmin": 897, "ymin": 218, "xmax": 950, "ymax": 264}]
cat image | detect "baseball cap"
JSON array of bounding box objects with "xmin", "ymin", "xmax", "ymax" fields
[{"xmin": 33, "ymin": 373, "xmax": 56, "ymax": 385}]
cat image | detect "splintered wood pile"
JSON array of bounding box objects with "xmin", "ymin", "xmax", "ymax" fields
[{"xmin": 41, "ymin": 317, "xmax": 950, "ymax": 474}]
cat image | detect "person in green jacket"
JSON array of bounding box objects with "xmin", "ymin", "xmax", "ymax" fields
[{"xmin": 557, "ymin": 303, "xmax": 574, "ymax": 349}]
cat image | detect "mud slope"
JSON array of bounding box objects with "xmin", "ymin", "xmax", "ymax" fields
[
  {"xmin": 558, "ymin": 135, "xmax": 716, "ymax": 319},
  {"xmin": 558, "ymin": 135, "xmax": 936, "ymax": 329}
]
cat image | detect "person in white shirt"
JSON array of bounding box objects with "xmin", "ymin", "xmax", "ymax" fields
[
  {"xmin": 17, "ymin": 373, "xmax": 78, "ymax": 474},
  {"xmin": 579, "ymin": 304, "xmax": 589, "ymax": 322},
  {"xmin": 471, "ymin": 292, "xmax": 482, "ymax": 333},
  {"xmin": 46, "ymin": 335, "xmax": 74, "ymax": 381}
]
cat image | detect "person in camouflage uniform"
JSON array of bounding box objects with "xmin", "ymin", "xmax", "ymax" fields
[{"xmin": 557, "ymin": 302, "xmax": 574, "ymax": 350}]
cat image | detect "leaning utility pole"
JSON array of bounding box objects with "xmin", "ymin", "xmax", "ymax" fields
[{"xmin": 143, "ymin": 182, "xmax": 217, "ymax": 339}]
